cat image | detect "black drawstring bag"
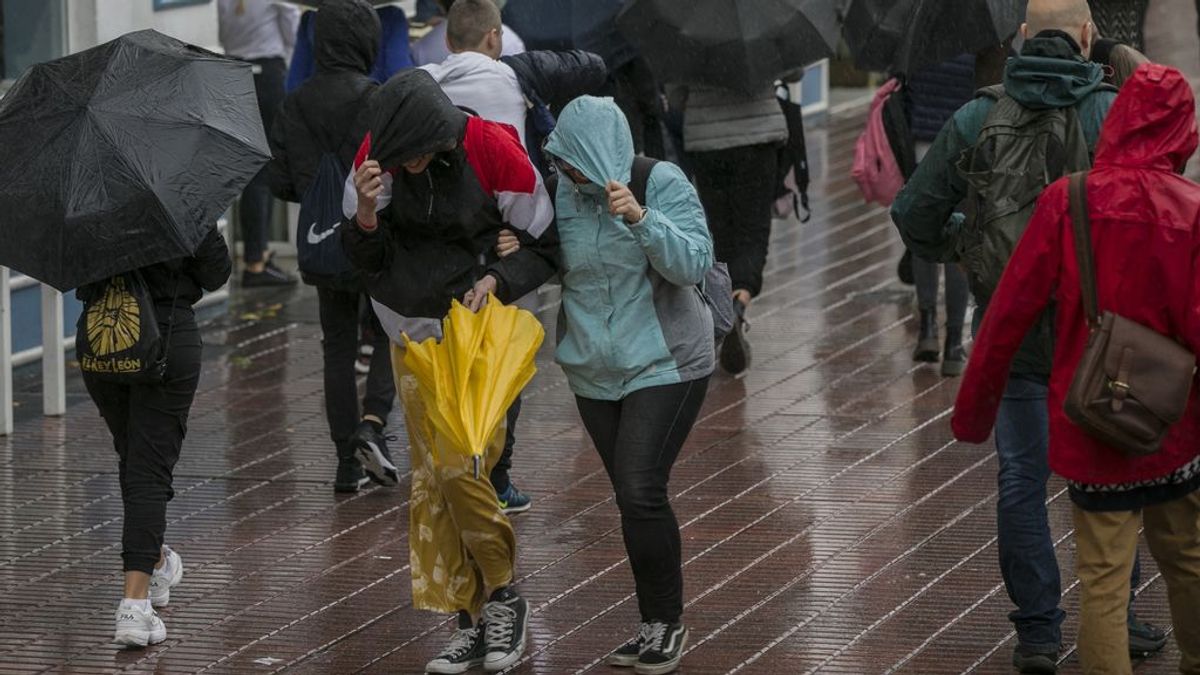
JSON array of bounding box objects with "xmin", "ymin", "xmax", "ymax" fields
[{"xmin": 76, "ymin": 271, "xmax": 177, "ymax": 384}]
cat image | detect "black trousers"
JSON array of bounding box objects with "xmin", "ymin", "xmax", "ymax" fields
[
  {"xmin": 490, "ymin": 397, "xmax": 521, "ymax": 494},
  {"xmin": 576, "ymin": 377, "xmax": 709, "ymax": 624},
  {"xmin": 83, "ymin": 315, "xmax": 203, "ymax": 575},
  {"xmin": 317, "ymin": 287, "xmax": 395, "ymax": 455},
  {"xmin": 690, "ymin": 144, "xmax": 779, "ymax": 297},
  {"xmin": 240, "ymin": 57, "xmax": 287, "ymax": 264}
]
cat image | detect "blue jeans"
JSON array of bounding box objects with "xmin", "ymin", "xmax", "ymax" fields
[{"xmin": 995, "ymin": 375, "xmax": 1065, "ymax": 651}]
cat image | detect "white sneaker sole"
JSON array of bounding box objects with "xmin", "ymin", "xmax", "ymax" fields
[
  {"xmin": 356, "ymin": 442, "xmax": 399, "ymax": 487},
  {"xmin": 425, "ymin": 656, "xmax": 485, "ymax": 674},
  {"xmin": 114, "ymin": 627, "xmax": 167, "ymax": 647},
  {"xmin": 150, "ymin": 556, "xmax": 184, "ymax": 608}
]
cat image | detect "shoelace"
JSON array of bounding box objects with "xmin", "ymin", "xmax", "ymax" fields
[
  {"xmin": 639, "ymin": 622, "xmax": 669, "ymax": 654},
  {"xmin": 441, "ymin": 627, "xmax": 479, "ymax": 659},
  {"xmin": 483, "ymin": 601, "xmax": 517, "ymax": 646}
]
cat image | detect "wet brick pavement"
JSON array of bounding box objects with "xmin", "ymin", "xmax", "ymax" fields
[{"xmin": 4, "ymin": 3, "xmax": 1200, "ymax": 672}]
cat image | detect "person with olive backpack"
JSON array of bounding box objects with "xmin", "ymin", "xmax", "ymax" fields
[{"xmin": 952, "ymin": 64, "xmax": 1200, "ymax": 675}]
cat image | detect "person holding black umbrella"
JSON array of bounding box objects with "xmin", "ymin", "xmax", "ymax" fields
[
  {"xmin": 0, "ymin": 29, "xmax": 269, "ymax": 648},
  {"xmin": 677, "ymin": 83, "xmax": 787, "ymax": 376},
  {"xmin": 90, "ymin": 228, "xmax": 233, "ymax": 648}
]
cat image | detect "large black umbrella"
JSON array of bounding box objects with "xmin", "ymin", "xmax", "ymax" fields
[
  {"xmin": 503, "ymin": 0, "xmax": 634, "ymax": 68},
  {"xmin": 841, "ymin": 0, "xmax": 1027, "ymax": 76},
  {"xmin": 616, "ymin": 0, "xmax": 839, "ymax": 94},
  {"xmin": 0, "ymin": 29, "xmax": 270, "ymax": 291}
]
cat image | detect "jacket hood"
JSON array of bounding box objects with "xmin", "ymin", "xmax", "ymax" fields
[
  {"xmin": 1094, "ymin": 64, "xmax": 1199, "ymax": 171},
  {"xmin": 314, "ymin": 0, "xmax": 380, "ymax": 75},
  {"xmin": 1003, "ymin": 35, "xmax": 1104, "ymax": 110},
  {"xmin": 369, "ymin": 69, "xmax": 468, "ymax": 169},
  {"xmin": 543, "ymin": 96, "xmax": 635, "ymax": 188}
]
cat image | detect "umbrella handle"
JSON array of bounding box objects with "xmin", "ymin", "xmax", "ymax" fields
[{"xmin": 473, "ymin": 455, "xmax": 481, "ymax": 481}]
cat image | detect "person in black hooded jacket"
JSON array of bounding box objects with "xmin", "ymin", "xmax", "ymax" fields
[
  {"xmin": 267, "ymin": 0, "xmax": 398, "ymax": 495},
  {"xmin": 342, "ymin": 69, "xmax": 556, "ymax": 673}
]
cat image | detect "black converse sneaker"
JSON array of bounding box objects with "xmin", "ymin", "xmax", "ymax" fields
[
  {"xmin": 635, "ymin": 622, "xmax": 688, "ymax": 675},
  {"xmin": 481, "ymin": 588, "xmax": 529, "ymax": 672},
  {"xmin": 425, "ymin": 617, "xmax": 486, "ymax": 674},
  {"xmin": 608, "ymin": 623, "xmax": 649, "ymax": 667}
]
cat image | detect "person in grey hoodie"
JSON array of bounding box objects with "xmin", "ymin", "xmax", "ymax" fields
[{"xmin": 678, "ymin": 84, "xmax": 787, "ymax": 376}]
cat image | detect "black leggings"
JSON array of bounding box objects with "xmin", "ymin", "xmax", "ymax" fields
[
  {"xmin": 576, "ymin": 377, "xmax": 709, "ymax": 623},
  {"xmin": 83, "ymin": 317, "xmax": 202, "ymax": 575}
]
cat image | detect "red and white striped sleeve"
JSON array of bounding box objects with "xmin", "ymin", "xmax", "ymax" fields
[
  {"xmin": 342, "ymin": 132, "xmax": 394, "ymax": 222},
  {"xmin": 463, "ymin": 118, "xmax": 553, "ymax": 238}
]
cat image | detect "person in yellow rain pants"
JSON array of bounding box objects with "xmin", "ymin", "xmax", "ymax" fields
[
  {"xmin": 392, "ymin": 358, "xmax": 516, "ymax": 615},
  {"xmin": 339, "ymin": 69, "xmax": 557, "ymax": 673}
]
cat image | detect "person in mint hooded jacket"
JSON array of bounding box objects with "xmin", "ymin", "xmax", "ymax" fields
[
  {"xmin": 891, "ymin": 0, "xmax": 1165, "ymax": 669},
  {"xmin": 542, "ymin": 95, "xmax": 713, "ymax": 674}
]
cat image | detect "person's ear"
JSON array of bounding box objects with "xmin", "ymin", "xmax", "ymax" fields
[
  {"xmin": 1020, "ymin": 22, "xmax": 1029, "ymax": 40},
  {"xmin": 1081, "ymin": 21, "xmax": 1094, "ymax": 58},
  {"xmin": 488, "ymin": 28, "xmax": 503, "ymax": 58}
]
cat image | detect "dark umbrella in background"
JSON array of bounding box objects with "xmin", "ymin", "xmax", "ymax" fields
[
  {"xmin": 616, "ymin": 0, "xmax": 840, "ymax": 94},
  {"xmin": 502, "ymin": 0, "xmax": 633, "ymax": 68},
  {"xmin": 841, "ymin": 0, "xmax": 1027, "ymax": 76},
  {"xmin": 0, "ymin": 29, "xmax": 270, "ymax": 292}
]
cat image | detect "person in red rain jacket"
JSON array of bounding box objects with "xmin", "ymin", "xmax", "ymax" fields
[{"xmin": 952, "ymin": 63, "xmax": 1200, "ymax": 674}]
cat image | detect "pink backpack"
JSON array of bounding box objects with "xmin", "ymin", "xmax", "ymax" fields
[{"xmin": 853, "ymin": 78, "xmax": 906, "ymax": 207}]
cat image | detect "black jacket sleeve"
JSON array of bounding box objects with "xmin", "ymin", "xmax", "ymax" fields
[
  {"xmin": 185, "ymin": 226, "xmax": 233, "ymax": 292},
  {"xmin": 487, "ymin": 223, "xmax": 559, "ymax": 303},
  {"xmin": 266, "ymin": 99, "xmax": 300, "ymax": 203},
  {"xmin": 502, "ymin": 50, "xmax": 609, "ymax": 113}
]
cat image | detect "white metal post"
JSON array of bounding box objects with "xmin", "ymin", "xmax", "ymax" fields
[
  {"xmin": 41, "ymin": 284, "xmax": 66, "ymax": 417},
  {"xmin": 0, "ymin": 267, "xmax": 12, "ymax": 435}
]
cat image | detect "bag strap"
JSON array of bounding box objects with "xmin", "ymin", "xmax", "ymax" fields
[
  {"xmin": 630, "ymin": 156, "xmax": 659, "ymax": 205},
  {"xmin": 1068, "ymin": 172, "xmax": 1101, "ymax": 330}
]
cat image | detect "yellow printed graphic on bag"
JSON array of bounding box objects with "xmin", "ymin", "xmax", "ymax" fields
[{"xmin": 86, "ymin": 277, "xmax": 141, "ymax": 356}]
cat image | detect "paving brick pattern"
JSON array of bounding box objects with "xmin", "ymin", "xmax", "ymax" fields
[{"xmin": 4, "ymin": 4, "xmax": 1200, "ymax": 672}]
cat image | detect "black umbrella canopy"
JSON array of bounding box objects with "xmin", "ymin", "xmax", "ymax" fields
[
  {"xmin": 0, "ymin": 29, "xmax": 270, "ymax": 291},
  {"xmin": 842, "ymin": 0, "xmax": 1027, "ymax": 75},
  {"xmin": 616, "ymin": 0, "xmax": 839, "ymax": 94}
]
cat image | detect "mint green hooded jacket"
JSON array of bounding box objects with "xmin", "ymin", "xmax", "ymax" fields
[{"xmin": 544, "ymin": 96, "xmax": 715, "ymax": 401}]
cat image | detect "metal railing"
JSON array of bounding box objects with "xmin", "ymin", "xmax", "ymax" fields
[{"xmin": 0, "ymin": 217, "xmax": 231, "ymax": 436}]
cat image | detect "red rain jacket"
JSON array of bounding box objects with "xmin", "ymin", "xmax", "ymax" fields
[{"xmin": 952, "ymin": 64, "xmax": 1200, "ymax": 486}]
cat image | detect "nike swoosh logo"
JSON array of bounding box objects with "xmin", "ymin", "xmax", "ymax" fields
[{"xmin": 307, "ymin": 221, "xmax": 341, "ymax": 245}]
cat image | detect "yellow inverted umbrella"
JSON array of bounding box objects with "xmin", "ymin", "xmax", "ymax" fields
[{"xmin": 403, "ymin": 295, "xmax": 544, "ymax": 478}]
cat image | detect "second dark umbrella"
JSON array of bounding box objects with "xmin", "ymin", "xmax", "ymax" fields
[
  {"xmin": 616, "ymin": 0, "xmax": 840, "ymax": 94},
  {"xmin": 841, "ymin": 0, "xmax": 1027, "ymax": 76}
]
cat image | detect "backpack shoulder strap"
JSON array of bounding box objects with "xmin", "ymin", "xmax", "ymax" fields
[
  {"xmin": 974, "ymin": 84, "xmax": 1006, "ymax": 101},
  {"xmin": 630, "ymin": 157, "xmax": 660, "ymax": 205}
]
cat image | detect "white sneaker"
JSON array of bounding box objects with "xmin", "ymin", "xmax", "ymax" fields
[
  {"xmin": 149, "ymin": 545, "xmax": 183, "ymax": 608},
  {"xmin": 113, "ymin": 603, "xmax": 167, "ymax": 647}
]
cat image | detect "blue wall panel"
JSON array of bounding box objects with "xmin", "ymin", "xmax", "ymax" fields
[{"xmin": 10, "ymin": 283, "xmax": 83, "ymax": 355}]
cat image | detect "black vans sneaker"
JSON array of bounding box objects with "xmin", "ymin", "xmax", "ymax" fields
[
  {"xmin": 635, "ymin": 622, "xmax": 688, "ymax": 675},
  {"xmin": 482, "ymin": 588, "xmax": 528, "ymax": 672},
  {"xmin": 608, "ymin": 623, "xmax": 648, "ymax": 667},
  {"xmin": 425, "ymin": 624, "xmax": 486, "ymax": 674},
  {"xmin": 351, "ymin": 422, "xmax": 399, "ymax": 487}
]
